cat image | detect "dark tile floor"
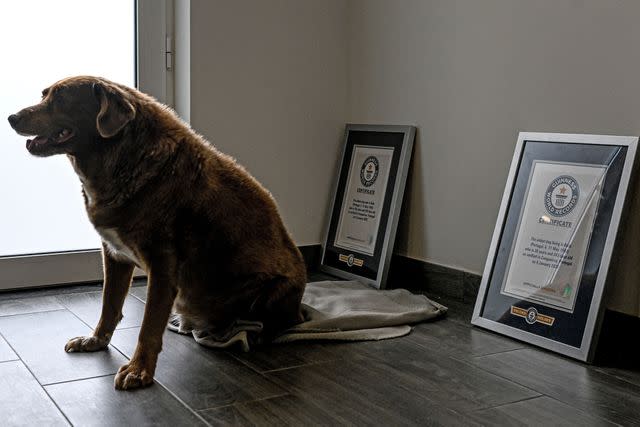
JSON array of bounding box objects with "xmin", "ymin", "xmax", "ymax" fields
[{"xmin": 0, "ymin": 274, "xmax": 639, "ymax": 426}]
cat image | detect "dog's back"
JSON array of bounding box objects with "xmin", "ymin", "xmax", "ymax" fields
[{"xmin": 99, "ymin": 84, "xmax": 307, "ymax": 337}]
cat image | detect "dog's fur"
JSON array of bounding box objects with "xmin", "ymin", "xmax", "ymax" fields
[{"xmin": 7, "ymin": 76, "xmax": 306, "ymax": 390}]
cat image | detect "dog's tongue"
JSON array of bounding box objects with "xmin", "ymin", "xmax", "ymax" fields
[
  {"xmin": 32, "ymin": 136, "xmax": 48, "ymax": 146},
  {"xmin": 26, "ymin": 135, "xmax": 49, "ymax": 151}
]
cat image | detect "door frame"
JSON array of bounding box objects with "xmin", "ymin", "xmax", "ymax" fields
[{"xmin": 0, "ymin": 0, "xmax": 172, "ymax": 290}]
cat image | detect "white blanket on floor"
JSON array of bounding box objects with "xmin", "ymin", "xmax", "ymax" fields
[{"xmin": 167, "ymin": 280, "xmax": 448, "ymax": 352}]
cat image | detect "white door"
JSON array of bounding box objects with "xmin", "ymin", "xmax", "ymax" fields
[{"xmin": 0, "ymin": 0, "xmax": 171, "ymax": 290}]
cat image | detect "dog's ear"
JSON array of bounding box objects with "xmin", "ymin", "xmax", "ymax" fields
[{"xmin": 93, "ymin": 82, "xmax": 135, "ymax": 138}]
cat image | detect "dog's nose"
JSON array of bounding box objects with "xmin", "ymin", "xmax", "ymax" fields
[{"xmin": 7, "ymin": 114, "xmax": 20, "ymax": 127}]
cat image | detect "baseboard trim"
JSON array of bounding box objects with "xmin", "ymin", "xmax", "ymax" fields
[
  {"xmin": 298, "ymin": 244, "xmax": 322, "ymax": 273},
  {"xmin": 387, "ymin": 255, "xmax": 481, "ymax": 303},
  {"xmin": 302, "ymin": 244, "xmax": 481, "ymax": 302},
  {"xmin": 594, "ymin": 309, "xmax": 640, "ymax": 365}
]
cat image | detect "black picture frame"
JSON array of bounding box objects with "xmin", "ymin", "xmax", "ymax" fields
[
  {"xmin": 320, "ymin": 124, "xmax": 415, "ymax": 289},
  {"xmin": 472, "ymin": 132, "xmax": 638, "ymax": 361}
]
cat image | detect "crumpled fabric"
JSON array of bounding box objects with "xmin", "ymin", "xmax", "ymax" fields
[{"xmin": 167, "ymin": 280, "xmax": 448, "ymax": 352}]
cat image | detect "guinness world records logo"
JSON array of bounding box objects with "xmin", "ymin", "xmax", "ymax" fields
[
  {"xmin": 545, "ymin": 175, "xmax": 579, "ymax": 217},
  {"xmin": 360, "ymin": 156, "xmax": 379, "ymax": 187},
  {"xmin": 510, "ymin": 306, "xmax": 555, "ymax": 326},
  {"xmin": 525, "ymin": 307, "xmax": 538, "ymax": 325},
  {"xmin": 338, "ymin": 253, "xmax": 364, "ymax": 267}
]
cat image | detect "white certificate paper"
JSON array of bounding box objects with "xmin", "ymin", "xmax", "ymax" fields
[
  {"xmin": 501, "ymin": 161, "xmax": 606, "ymax": 312},
  {"xmin": 334, "ymin": 145, "xmax": 394, "ymax": 255}
]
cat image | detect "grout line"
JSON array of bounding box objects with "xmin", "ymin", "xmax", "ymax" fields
[
  {"xmin": 0, "ymin": 358, "xmax": 20, "ymax": 364},
  {"xmin": 451, "ymin": 351, "xmax": 627, "ymax": 425},
  {"xmin": 471, "ymin": 394, "xmax": 543, "ymax": 412},
  {"xmin": 468, "ymin": 394, "xmax": 624, "ymax": 426},
  {"xmin": 104, "ymin": 338, "xmax": 130, "ymax": 361},
  {"xmin": 54, "ymin": 289, "xmax": 144, "ymax": 337},
  {"xmin": 0, "ymin": 330, "xmax": 73, "ymax": 427},
  {"xmin": 61, "ymin": 304, "xmax": 97, "ymax": 332},
  {"xmin": 197, "ymin": 392, "xmax": 290, "ymax": 413},
  {"xmin": 261, "ymin": 360, "xmax": 338, "ymax": 374},
  {"xmin": 225, "ymin": 347, "xmax": 339, "ymax": 376},
  {"xmin": 54, "ymin": 294, "xmax": 95, "ymax": 325},
  {"xmin": 115, "ymin": 325, "xmax": 142, "ymax": 330},
  {"xmin": 406, "ymin": 324, "xmax": 527, "ymax": 359},
  {"xmin": 591, "ymin": 365, "xmax": 640, "ymax": 390},
  {"xmin": 55, "ymin": 312, "xmax": 208, "ymax": 426},
  {"xmin": 1, "ymin": 316, "xmax": 204, "ymax": 426},
  {"xmin": 224, "ymin": 352, "xmax": 267, "ymax": 374},
  {"xmin": 54, "ymin": 305, "xmax": 133, "ymax": 363},
  {"xmin": 41, "ymin": 373, "xmax": 115, "ymax": 388},
  {"xmin": 0, "ymin": 288, "xmax": 103, "ymax": 303},
  {"xmin": 128, "ymin": 292, "xmax": 146, "ymax": 304},
  {"xmin": 0, "ymin": 308, "xmax": 67, "ymax": 319},
  {"xmin": 448, "ymin": 350, "xmax": 542, "ymax": 397},
  {"xmin": 108, "ymin": 340, "xmax": 133, "ymax": 361},
  {"xmin": 466, "ymin": 348, "xmax": 523, "ymax": 361},
  {"xmin": 474, "ymin": 347, "xmax": 527, "ymax": 358},
  {"xmin": 151, "ymin": 377, "xmax": 213, "ymax": 426},
  {"xmin": 106, "ymin": 335, "xmax": 211, "ymax": 426},
  {"xmin": 225, "ymin": 350, "xmax": 299, "ymax": 375}
]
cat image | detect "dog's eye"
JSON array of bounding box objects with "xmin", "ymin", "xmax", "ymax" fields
[{"xmin": 41, "ymin": 88, "xmax": 49, "ymax": 98}]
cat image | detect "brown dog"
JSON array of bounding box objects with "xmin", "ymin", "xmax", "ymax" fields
[{"xmin": 7, "ymin": 76, "xmax": 306, "ymax": 390}]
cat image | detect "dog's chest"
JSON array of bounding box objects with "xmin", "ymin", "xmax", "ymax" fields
[{"xmin": 97, "ymin": 227, "xmax": 141, "ymax": 266}]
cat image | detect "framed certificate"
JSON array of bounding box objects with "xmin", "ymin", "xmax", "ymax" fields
[
  {"xmin": 320, "ymin": 124, "xmax": 415, "ymax": 289},
  {"xmin": 472, "ymin": 132, "xmax": 638, "ymax": 362}
]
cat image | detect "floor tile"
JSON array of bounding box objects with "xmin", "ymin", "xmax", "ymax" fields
[
  {"xmin": 423, "ymin": 293, "xmax": 475, "ymax": 325},
  {"xmin": 199, "ymin": 392, "xmax": 476, "ymax": 427},
  {"xmin": 594, "ymin": 365, "xmax": 640, "ymax": 389},
  {"xmin": 0, "ymin": 310, "xmax": 128, "ymax": 385},
  {"xmin": 471, "ymin": 348, "xmax": 640, "ymax": 425},
  {"xmin": 267, "ymin": 351, "xmax": 539, "ymax": 421},
  {"xmin": 233, "ymin": 317, "xmax": 523, "ymax": 374},
  {"xmin": 111, "ymin": 327, "xmax": 286, "ymax": 410},
  {"xmin": 407, "ymin": 320, "xmax": 525, "ymax": 359},
  {"xmin": 0, "ymin": 295, "xmax": 64, "ymax": 317},
  {"xmin": 0, "ymin": 283, "xmax": 102, "ymax": 302},
  {"xmin": 56, "ymin": 291, "xmax": 145, "ymax": 329},
  {"xmin": 46, "ymin": 375, "xmax": 206, "ymax": 427},
  {"xmin": 3, "ymin": 274, "xmax": 640, "ymax": 426},
  {"xmin": 230, "ymin": 340, "xmax": 346, "ymax": 373},
  {"xmin": 0, "ymin": 361, "xmax": 67, "ymax": 426},
  {"xmin": 467, "ymin": 395, "xmax": 618, "ymax": 426},
  {"xmin": 0, "ymin": 334, "xmax": 18, "ymax": 362},
  {"xmin": 231, "ymin": 318, "xmax": 446, "ymax": 374},
  {"xmin": 310, "ymin": 320, "xmax": 489, "ymax": 366},
  {"xmin": 129, "ymin": 286, "xmax": 147, "ymax": 303}
]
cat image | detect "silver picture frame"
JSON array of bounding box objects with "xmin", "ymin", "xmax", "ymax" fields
[
  {"xmin": 472, "ymin": 132, "xmax": 638, "ymax": 362},
  {"xmin": 320, "ymin": 124, "xmax": 415, "ymax": 289}
]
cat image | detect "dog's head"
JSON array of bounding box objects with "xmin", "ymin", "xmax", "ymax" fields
[{"xmin": 7, "ymin": 76, "xmax": 136, "ymax": 157}]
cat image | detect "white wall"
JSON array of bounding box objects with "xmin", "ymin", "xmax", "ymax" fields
[
  {"xmin": 182, "ymin": 0, "xmax": 348, "ymax": 246},
  {"xmin": 348, "ymin": 0, "xmax": 640, "ymax": 277},
  {"xmin": 179, "ymin": 0, "xmax": 640, "ymax": 315}
]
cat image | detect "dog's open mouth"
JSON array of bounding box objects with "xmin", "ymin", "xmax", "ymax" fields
[{"xmin": 26, "ymin": 129, "xmax": 74, "ymax": 152}]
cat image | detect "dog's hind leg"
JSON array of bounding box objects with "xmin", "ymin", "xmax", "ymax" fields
[
  {"xmin": 249, "ymin": 276, "xmax": 305, "ymax": 344},
  {"xmin": 65, "ymin": 243, "xmax": 134, "ymax": 352}
]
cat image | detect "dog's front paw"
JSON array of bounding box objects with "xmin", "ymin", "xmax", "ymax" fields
[
  {"xmin": 114, "ymin": 362, "xmax": 154, "ymax": 390},
  {"xmin": 65, "ymin": 335, "xmax": 109, "ymax": 353}
]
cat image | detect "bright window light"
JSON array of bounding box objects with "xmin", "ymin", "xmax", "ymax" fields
[{"xmin": 0, "ymin": 0, "xmax": 135, "ymax": 256}]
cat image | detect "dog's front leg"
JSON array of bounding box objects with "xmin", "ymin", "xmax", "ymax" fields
[
  {"xmin": 65, "ymin": 243, "xmax": 134, "ymax": 352},
  {"xmin": 114, "ymin": 260, "xmax": 177, "ymax": 390}
]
